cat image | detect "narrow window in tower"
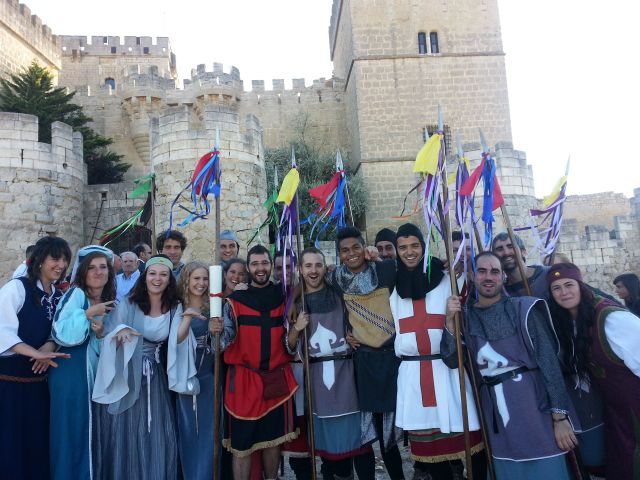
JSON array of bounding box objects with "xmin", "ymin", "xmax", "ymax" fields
[
  {"xmin": 110, "ymin": 47, "xmax": 117, "ymax": 54},
  {"xmin": 143, "ymin": 47, "xmax": 150, "ymax": 54},
  {"xmin": 105, "ymin": 78, "xmax": 116, "ymax": 90},
  {"xmin": 418, "ymin": 32, "xmax": 427, "ymax": 54},
  {"xmin": 136, "ymin": 37, "xmax": 141, "ymax": 45},
  {"xmin": 430, "ymin": 32, "xmax": 439, "ymax": 54},
  {"xmin": 103, "ymin": 36, "xmax": 108, "ymax": 45}
]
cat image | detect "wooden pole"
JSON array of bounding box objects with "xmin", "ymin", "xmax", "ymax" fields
[
  {"xmin": 499, "ymin": 205, "xmax": 531, "ymax": 296},
  {"xmin": 295, "ymin": 196, "xmax": 317, "ymax": 480},
  {"xmin": 440, "ymin": 169, "xmax": 474, "ymax": 480},
  {"xmin": 213, "ymin": 167, "xmax": 222, "ymax": 480},
  {"xmin": 150, "ymin": 175, "xmax": 157, "ymax": 254}
]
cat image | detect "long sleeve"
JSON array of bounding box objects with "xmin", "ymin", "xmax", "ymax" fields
[
  {"xmin": 167, "ymin": 304, "xmax": 200, "ymax": 395},
  {"xmin": 0, "ymin": 279, "xmax": 26, "ymax": 355},
  {"xmin": 218, "ymin": 301, "xmax": 237, "ymax": 351},
  {"xmin": 440, "ymin": 326, "xmax": 466, "ymax": 369},
  {"xmin": 604, "ymin": 310, "xmax": 640, "ymax": 377},
  {"xmin": 51, "ymin": 287, "xmax": 90, "ymax": 347},
  {"xmin": 527, "ymin": 307, "xmax": 570, "ymax": 412}
]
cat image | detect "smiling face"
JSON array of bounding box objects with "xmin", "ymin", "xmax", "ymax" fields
[
  {"xmin": 492, "ymin": 238, "xmax": 522, "ymax": 274},
  {"xmin": 473, "ymin": 254, "xmax": 504, "ymax": 302},
  {"xmin": 188, "ymin": 267, "xmax": 209, "ymax": 299},
  {"xmin": 40, "ymin": 254, "xmax": 68, "ymax": 285},
  {"xmin": 145, "ymin": 264, "xmax": 171, "ymax": 295},
  {"xmin": 219, "ymin": 240, "xmax": 238, "ymax": 262},
  {"xmin": 85, "ymin": 256, "xmax": 110, "ymax": 291},
  {"xmin": 551, "ymin": 278, "xmax": 581, "ymax": 314},
  {"xmin": 338, "ymin": 237, "xmax": 366, "ymax": 273},
  {"xmin": 224, "ymin": 262, "xmax": 246, "ymax": 292},
  {"xmin": 301, "ymin": 252, "xmax": 326, "ymax": 293},
  {"xmin": 376, "ymin": 241, "xmax": 397, "ymax": 260},
  {"xmin": 161, "ymin": 239, "xmax": 183, "ymax": 267},
  {"xmin": 248, "ymin": 252, "xmax": 272, "ymax": 287},
  {"xmin": 396, "ymin": 235, "xmax": 423, "ymax": 271}
]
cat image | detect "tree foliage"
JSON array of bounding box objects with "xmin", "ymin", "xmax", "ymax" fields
[
  {"xmin": 0, "ymin": 62, "xmax": 130, "ymax": 184},
  {"xmin": 264, "ymin": 113, "xmax": 367, "ymax": 243}
]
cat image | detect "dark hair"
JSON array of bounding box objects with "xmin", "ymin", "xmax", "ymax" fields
[
  {"xmin": 156, "ymin": 230, "xmax": 187, "ymax": 252},
  {"xmin": 25, "ymin": 244, "xmax": 36, "ymax": 257},
  {"xmin": 74, "ymin": 251, "xmax": 116, "ymax": 302},
  {"xmin": 336, "ymin": 226, "xmax": 364, "ymax": 249},
  {"xmin": 613, "ymin": 273, "xmax": 640, "ymax": 307},
  {"xmin": 491, "ymin": 231, "xmax": 525, "ymax": 250},
  {"xmin": 247, "ymin": 244, "xmax": 271, "ymax": 264},
  {"xmin": 474, "ymin": 250, "xmax": 502, "ymax": 269},
  {"xmin": 27, "ymin": 236, "xmax": 72, "ymax": 286},
  {"xmin": 547, "ymin": 280, "xmax": 596, "ymax": 382},
  {"xmin": 300, "ymin": 247, "xmax": 325, "ymax": 264},
  {"xmin": 132, "ymin": 243, "xmax": 149, "ymax": 257},
  {"xmin": 223, "ymin": 257, "xmax": 247, "ymax": 275},
  {"xmin": 451, "ymin": 231, "xmax": 469, "ymax": 243},
  {"xmin": 127, "ymin": 254, "xmax": 180, "ymax": 315}
]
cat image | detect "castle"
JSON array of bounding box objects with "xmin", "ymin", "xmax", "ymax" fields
[{"xmin": 0, "ymin": 0, "xmax": 638, "ymax": 296}]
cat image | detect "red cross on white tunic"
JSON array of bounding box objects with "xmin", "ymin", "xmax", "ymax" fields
[{"xmin": 398, "ymin": 297, "xmax": 445, "ymax": 407}]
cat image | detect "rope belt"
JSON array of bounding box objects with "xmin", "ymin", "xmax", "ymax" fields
[
  {"xmin": 309, "ymin": 353, "xmax": 353, "ymax": 364},
  {"xmin": 141, "ymin": 341, "xmax": 163, "ymax": 433},
  {"xmin": 400, "ymin": 353, "xmax": 442, "ymax": 361},
  {"xmin": 0, "ymin": 373, "xmax": 47, "ymax": 383}
]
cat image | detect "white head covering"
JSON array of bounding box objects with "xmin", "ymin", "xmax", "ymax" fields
[{"xmin": 70, "ymin": 245, "xmax": 114, "ymax": 283}]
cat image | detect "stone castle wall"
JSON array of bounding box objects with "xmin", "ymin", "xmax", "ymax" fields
[
  {"xmin": 562, "ymin": 192, "xmax": 630, "ymax": 232},
  {"xmin": 0, "ymin": 0, "xmax": 60, "ymax": 79},
  {"xmin": 0, "ymin": 112, "xmax": 86, "ymax": 282}
]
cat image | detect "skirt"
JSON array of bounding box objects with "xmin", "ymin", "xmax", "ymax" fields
[{"xmin": 409, "ymin": 428, "xmax": 484, "ymax": 462}]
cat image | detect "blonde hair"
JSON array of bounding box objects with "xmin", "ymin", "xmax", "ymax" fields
[{"xmin": 178, "ymin": 260, "xmax": 210, "ymax": 317}]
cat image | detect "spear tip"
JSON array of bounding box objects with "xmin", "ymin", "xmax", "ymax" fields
[
  {"xmin": 437, "ymin": 104, "xmax": 443, "ymax": 132},
  {"xmin": 479, "ymin": 129, "xmax": 489, "ymax": 154}
]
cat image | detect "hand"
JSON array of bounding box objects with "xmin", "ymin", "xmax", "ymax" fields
[
  {"xmin": 553, "ymin": 418, "xmax": 577, "ymax": 451},
  {"xmin": 183, "ymin": 307, "xmax": 205, "ymax": 320},
  {"xmin": 346, "ymin": 332, "xmax": 361, "ymax": 350},
  {"xmin": 90, "ymin": 317, "xmax": 104, "ymax": 337},
  {"xmin": 30, "ymin": 349, "xmax": 71, "ymax": 373},
  {"xmin": 364, "ymin": 246, "xmax": 380, "ymax": 262},
  {"xmin": 445, "ymin": 295, "xmax": 462, "ymax": 332},
  {"xmin": 86, "ymin": 301, "xmax": 115, "ymax": 321},
  {"xmin": 294, "ymin": 312, "xmax": 309, "ymax": 332},
  {"xmin": 234, "ymin": 283, "xmax": 248, "ymax": 291},
  {"xmin": 209, "ymin": 317, "xmax": 224, "ymax": 335},
  {"xmin": 114, "ymin": 328, "xmax": 141, "ymax": 347}
]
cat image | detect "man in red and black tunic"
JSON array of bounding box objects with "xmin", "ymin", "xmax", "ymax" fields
[{"xmin": 219, "ymin": 244, "xmax": 299, "ymax": 480}]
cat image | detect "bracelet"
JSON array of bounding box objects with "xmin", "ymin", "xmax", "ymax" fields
[{"xmin": 552, "ymin": 415, "xmax": 568, "ymax": 423}]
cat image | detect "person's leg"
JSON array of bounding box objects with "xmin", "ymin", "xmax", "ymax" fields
[
  {"xmin": 289, "ymin": 456, "xmax": 313, "ymax": 480},
  {"xmin": 327, "ymin": 457, "xmax": 353, "ymax": 479},
  {"xmin": 232, "ymin": 454, "xmax": 252, "ymax": 480},
  {"xmin": 353, "ymin": 450, "xmax": 376, "ymax": 480},
  {"xmin": 262, "ymin": 446, "xmax": 282, "ymax": 479},
  {"xmin": 471, "ymin": 450, "xmax": 488, "ymax": 480},
  {"xmin": 373, "ymin": 412, "xmax": 405, "ymax": 479}
]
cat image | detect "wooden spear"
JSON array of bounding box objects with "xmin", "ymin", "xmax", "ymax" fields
[
  {"xmin": 150, "ymin": 174, "xmax": 157, "ymax": 254},
  {"xmin": 213, "ymin": 130, "xmax": 222, "ymax": 480}
]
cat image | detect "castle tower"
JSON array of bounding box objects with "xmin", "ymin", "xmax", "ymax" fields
[
  {"xmin": 151, "ymin": 64, "xmax": 267, "ymax": 260},
  {"xmin": 329, "ymin": 0, "xmax": 536, "ymax": 239}
]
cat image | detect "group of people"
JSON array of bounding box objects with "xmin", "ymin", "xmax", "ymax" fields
[{"xmin": 0, "ymin": 222, "xmax": 638, "ymax": 480}]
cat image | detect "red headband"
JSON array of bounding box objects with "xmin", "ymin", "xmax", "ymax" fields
[{"xmin": 546, "ymin": 264, "xmax": 583, "ymax": 285}]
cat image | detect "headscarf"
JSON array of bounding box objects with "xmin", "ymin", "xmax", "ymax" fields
[
  {"xmin": 70, "ymin": 245, "xmax": 114, "ymax": 283},
  {"xmin": 375, "ymin": 228, "xmax": 396, "ymax": 246},
  {"xmin": 395, "ymin": 223, "xmax": 444, "ymax": 300}
]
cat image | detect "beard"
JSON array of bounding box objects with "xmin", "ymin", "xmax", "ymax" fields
[{"xmin": 249, "ymin": 270, "xmax": 271, "ymax": 286}]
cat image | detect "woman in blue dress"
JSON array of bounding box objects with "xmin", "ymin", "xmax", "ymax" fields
[
  {"xmin": 0, "ymin": 236, "xmax": 72, "ymax": 479},
  {"xmin": 174, "ymin": 261, "xmax": 218, "ymax": 479},
  {"xmin": 49, "ymin": 245, "xmax": 116, "ymax": 479}
]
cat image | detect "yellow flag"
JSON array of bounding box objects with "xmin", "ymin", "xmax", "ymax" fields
[
  {"xmin": 543, "ymin": 176, "xmax": 567, "ymax": 207},
  {"xmin": 414, "ymin": 134, "xmax": 442, "ymax": 174},
  {"xmin": 447, "ymin": 156, "xmax": 471, "ymax": 186},
  {"xmin": 276, "ymin": 168, "xmax": 300, "ymax": 206}
]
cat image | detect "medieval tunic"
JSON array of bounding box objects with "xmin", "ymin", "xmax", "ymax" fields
[
  {"xmin": 390, "ymin": 274, "xmax": 483, "ymax": 462},
  {"xmin": 92, "ymin": 300, "xmax": 196, "ymax": 480},
  {"xmin": 304, "ymin": 286, "xmax": 375, "ymax": 458},
  {"xmin": 589, "ymin": 297, "xmax": 640, "ymax": 480},
  {"xmin": 49, "ymin": 286, "xmax": 108, "ymax": 480},
  {"xmin": 0, "ymin": 277, "xmax": 62, "ymax": 480},
  {"xmin": 441, "ymin": 296, "xmax": 572, "ymax": 480},
  {"xmin": 222, "ymin": 283, "xmax": 298, "ymax": 456}
]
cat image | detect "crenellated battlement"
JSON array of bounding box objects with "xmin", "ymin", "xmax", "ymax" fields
[
  {"xmin": 183, "ymin": 63, "xmax": 242, "ymax": 90},
  {"xmin": 121, "ymin": 64, "xmax": 176, "ymax": 91},
  {"xmin": 59, "ymin": 35, "xmax": 172, "ymax": 57},
  {"xmin": 0, "ymin": 0, "xmax": 60, "ymax": 67},
  {"xmin": 242, "ymin": 77, "xmax": 344, "ymax": 106}
]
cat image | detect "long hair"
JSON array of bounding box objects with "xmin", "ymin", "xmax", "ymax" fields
[
  {"xmin": 613, "ymin": 273, "xmax": 640, "ymax": 307},
  {"xmin": 177, "ymin": 261, "xmax": 210, "ymax": 317},
  {"xmin": 548, "ymin": 279, "xmax": 596, "ymax": 381},
  {"xmin": 74, "ymin": 251, "xmax": 116, "ymax": 302},
  {"xmin": 26, "ymin": 236, "xmax": 72, "ymax": 289},
  {"xmin": 127, "ymin": 254, "xmax": 181, "ymax": 315},
  {"xmin": 222, "ymin": 257, "xmax": 247, "ymax": 295}
]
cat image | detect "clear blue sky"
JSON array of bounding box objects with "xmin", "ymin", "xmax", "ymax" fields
[{"xmin": 24, "ymin": 0, "xmax": 640, "ymax": 198}]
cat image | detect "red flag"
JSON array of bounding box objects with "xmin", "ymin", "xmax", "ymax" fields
[
  {"xmin": 460, "ymin": 157, "xmax": 504, "ymax": 211},
  {"xmin": 308, "ymin": 171, "xmax": 341, "ymax": 212}
]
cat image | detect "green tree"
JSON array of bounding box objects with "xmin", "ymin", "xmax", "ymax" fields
[
  {"xmin": 264, "ymin": 115, "xmax": 367, "ymax": 244},
  {"xmin": 0, "ymin": 61, "xmax": 130, "ymax": 184}
]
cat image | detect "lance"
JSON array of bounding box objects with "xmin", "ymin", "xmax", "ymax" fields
[
  {"xmin": 455, "ymin": 133, "xmax": 484, "ymax": 253},
  {"xmin": 437, "ymin": 108, "xmax": 474, "ymax": 479},
  {"xmin": 547, "ymin": 156, "xmax": 570, "ymax": 265},
  {"xmin": 150, "ymin": 174, "xmax": 157, "ymax": 253},
  {"xmin": 336, "ymin": 149, "xmax": 355, "ymax": 227},
  {"xmin": 212, "ymin": 129, "xmax": 222, "ymax": 480},
  {"xmin": 294, "ymin": 183, "xmax": 317, "ymax": 480},
  {"xmin": 453, "ymin": 133, "xmax": 496, "ymax": 480},
  {"xmin": 479, "ymin": 130, "xmax": 530, "ymax": 294}
]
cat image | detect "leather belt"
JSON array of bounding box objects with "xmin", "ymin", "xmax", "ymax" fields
[
  {"xmin": 309, "ymin": 353, "xmax": 353, "ymax": 364},
  {"xmin": 400, "ymin": 354, "xmax": 442, "ymax": 361}
]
